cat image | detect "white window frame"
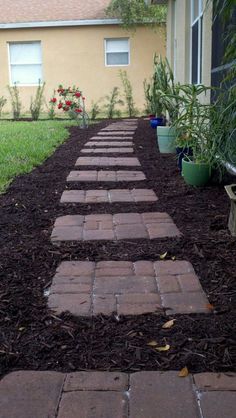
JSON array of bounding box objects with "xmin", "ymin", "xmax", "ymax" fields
[
  {"xmin": 190, "ymin": 0, "xmax": 203, "ymax": 84},
  {"xmin": 104, "ymin": 38, "xmax": 130, "ymax": 67},
  {"xmin": 8, "ymin": 41, "xmax": 43, "ymax": 86}
]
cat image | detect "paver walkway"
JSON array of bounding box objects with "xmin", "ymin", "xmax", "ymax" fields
[
  {"xmin": 61, "ymin": 189, "xmax": 157, "ymax": 203},
  {"xmin": 47, "ymin": 260, "xmax": 209, "ymax": 316},
  {"xmin": 2, "ymin": 120, "xmax": 233, "ymax": 418},
  {"xmin": 67, "ymin": 170, "xmax": 146, "ymax": 182},
  {"xmin": 51, "ymin": 212, "xmax": 181, "ymax": 242},
  {"xmin": 1, "ymin": 371, "xmax": 235, "ymax": 418}
]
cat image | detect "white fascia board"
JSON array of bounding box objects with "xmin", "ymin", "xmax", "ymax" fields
[{"xmin": 0, "ymin": 18, "xmax": 121, "ymax": 29}]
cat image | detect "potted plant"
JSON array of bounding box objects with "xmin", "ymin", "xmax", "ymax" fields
[
  {"xmin": 153, "ymin": 56, "xmax": 180, "ymax": 153},
  {"xmin": 143, "ymin": 59, "xmax": 166, "ymax": 129},
  {"xmin": 174, "ymin": 84, "xmax": 214, "ymax": 186}
]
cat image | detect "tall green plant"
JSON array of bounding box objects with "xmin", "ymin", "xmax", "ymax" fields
[
  {"xmin": 0, "ymin": 96, "xmax": 7, "ymax": 117},
  {"xmin": 90, "ymin": 100, "xmax": 100, "ymax": 120},
  {"xmin": 103, "ymin": 87, "xmax": 124, "ymax": 118},
  {"xmin": 7, "ymin": 83, "xmax": 22, "ymax": 120},
  {"xmin": 119, "ymin": 70, "xmax": 136, "ymax": 117},
  {"xmin": 30, "ymin": 81, "xmax": 45, "ymax": 121}
]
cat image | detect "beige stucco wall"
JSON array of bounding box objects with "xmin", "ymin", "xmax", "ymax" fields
[
  {"xmin": 0, "ymin": 24, "xmax": 166, "ymax": 114},
  {"xmin": 167, "ymin": 0, "xmax": 212, "ymax": 103}
]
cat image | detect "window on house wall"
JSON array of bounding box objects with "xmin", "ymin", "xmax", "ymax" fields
[
  {"xmin": 191, "ymin": 0, "xmax": 203, "ymax": 84},
  {"xmin": 8, "ymin": 41, "xmax": 43, "ymax": 85},
  {"xmin": 105, "ymin": 38, "xmax": 130, "ymax": 66}
]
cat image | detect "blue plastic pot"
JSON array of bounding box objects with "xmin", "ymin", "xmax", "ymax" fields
[
  {"xmin": 176, "ymin": 147, "xmax": 193, "ymax": 171},
  {"xmin": 150, "ymin": 117, "xmax": 165, "ymax": 129}
]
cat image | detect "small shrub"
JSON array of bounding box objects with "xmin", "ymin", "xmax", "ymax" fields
[
  {"xmin": 119, "ymin": 70, "xmax": 137, "ymax": 117},
  {"xmin": 143, "ymin": 79, "xmax": 152, "ymax": 114},
  {"xmin": 90, "ymin": 100, "xmax": 100, "ymax": 120},
  {"xmin": 103, "ymin": 87, "xmax": 124, "ymax": 119},
  {"xmin": 7, "ymin": 83, "xmax": 22, "ymax": 120},
  {"xmin": 48, "ymin": 91, "xmax": 57, "ymax": 120},
  {"xmin": 30, "ymin": 81, "xmax": 45, "ymax": 121},
  {"xmin": 0, "ymin": 96, "xmax": 7, "ymax": 118}
]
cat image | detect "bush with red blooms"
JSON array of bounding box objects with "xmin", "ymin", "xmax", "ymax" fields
[
  {"xmin": 57, "ymin": 85, "xmax": 86, "ymax": 121},
  {"xmin": 48, "ymin": 91, "xmax": 57, "ymax": 119}
]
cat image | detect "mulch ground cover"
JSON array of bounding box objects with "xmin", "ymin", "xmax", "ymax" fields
[{"xmin": 0, "ymin": 119, "xmax": 235, "ymax": 377}]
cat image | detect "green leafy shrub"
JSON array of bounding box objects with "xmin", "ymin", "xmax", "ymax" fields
[
  {"xmin": 30, "ymin": 82, "xmax": 45, "ymax": 121},
  {"xmin": 90, "ymin": 100, "xmax": 100, "ymax": 120},
  {"xmin": 7, "ymin": 83, "xmax": 22, "ymax": 120},
  {"xmin": 119, "ymin": 70, "xmax": 137, "ymax": 117},
  {"xmin": 0, "ymin": 96, "xmax": 7, "ymax": 117},
  {"xmin": 103, "ymin": 87, "xmax": 124, "ymax": 118}
]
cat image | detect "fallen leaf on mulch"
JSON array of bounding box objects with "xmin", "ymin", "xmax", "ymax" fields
[
  {"xmin": 155, "ymin": 344, "xmax": 170, "ymax": 352},
  {"xmin": 162, "ymin": 319, "xmax": 176, "ymax": 329},
  {"xmin": 147, "ymin": 340, "xmax": 158, "ymax": 347},
  {"xmin": 160, "ymin": 252, "xmax": 168, "ymax": 260},
  {"xmin": 178, "ymin": 367, "xmax": 189, "ymax": 377},
  {"xmin": 206, "ymin": 304, "xmax": 215, "ymax": 311}
]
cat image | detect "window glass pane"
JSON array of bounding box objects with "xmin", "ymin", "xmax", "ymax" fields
[
  {"xmin": 191, "ymin": 22, "xmax": 198, "ymax": 83},
  {"xmin": 106, "ymin": 52, "xmax": 129, "ymax": 66},
  {"xmin": 10, "ymin": 42, "xmax": 42, "ymax": 64},
  {"xmin": 106, "ymin": 39, "xmax": 129, "ymax": 53},
  {"xmin": 192, "ymin": 0, "xmax": 199, "ymax": 22},
  {"xmin": 11, "ymin": 64, "xmax": 42, "ymax": 85},
  {"xmin": 199, "ymin": 16, "xmax": 203, "ymax": 82}
]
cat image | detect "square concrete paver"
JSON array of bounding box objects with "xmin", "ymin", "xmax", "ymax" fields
[
  {"xmin": 67, "ymin": 170, "xmax": 146, "ymax": 182},
  {"xmin": 60, "ymin": 189, "xmax": 158, "ymax": 204},
  {"xmin": 75, "ymin": 157, "xmax": 140, "ymax": 166},
  {"xmin": 1, "ymin": 371, "xmax": 235, "ymax": 418},
  {"xmin": 47, "ymin": 260, "xmax": 208, "ymax": 316},
  {"xmin": 51, "ymin": 212, "xmax": 181, "ymax": 243},
  {"xmin": 85, "ymin": 141, "xmax": 133, "ymax": 146},
  {"xmin": 81, "ymin": 147, "xmax": 134, "ymax": 153}
]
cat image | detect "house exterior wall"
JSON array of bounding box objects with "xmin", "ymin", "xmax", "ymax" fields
[
  {"xmin": 167, "ymin": 0, "xmax": 212, "ymax": 103},
  {"xmin": 0, "ymin": 24, "xmax": 165, "ymax": 113}
]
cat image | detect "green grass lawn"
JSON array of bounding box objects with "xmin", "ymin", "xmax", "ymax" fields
[{"xmin": 0, "ymin": 120, "xmax": 77, "ymax": 194}]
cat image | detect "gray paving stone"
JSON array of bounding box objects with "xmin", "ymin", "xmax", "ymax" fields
[
  {"xmin": 199, "ymin": 392, "xmax": 236, "ymax": 418},
  {"xmin": 75, "ymin": 157, "xmax": 141, "ymax": 166},
  {"xmin": 67, "ymin": 170, "xmax": 146, "ymax": 182},
  {"xmin": 81, "ymin": 147, "xmax": 134, "ymax": 153},
  {"xmin": 129, "ymin": 371, "xmax": 199, "ymax": 418},
  {"xmin": 0, "ymin": 371, "xmax": 64, "ymax": 418},
  {"xmin": 64, "ymin": 372, "xmax": 128, "ymax": 392},
  {"xmin": 85, "ymin": 141, "xmax": 133, "ymax": 146}
]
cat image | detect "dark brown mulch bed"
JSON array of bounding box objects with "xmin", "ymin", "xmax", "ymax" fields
[{"xmin": 0, "ymin": 119, "xmax": 235, "ymax": 377}]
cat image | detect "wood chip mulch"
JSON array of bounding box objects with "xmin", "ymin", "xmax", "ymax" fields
[{"xmin": 0, "ymin": 119, "xmax": 235, "ymax": 377}]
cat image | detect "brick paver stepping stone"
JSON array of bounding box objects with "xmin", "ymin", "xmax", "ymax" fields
[
  {"xmin": 67, "ymin": 170, "xmax": 146, "ymax": 182},
  {"xmin": 51, "ymin": 212, "xmax": 181, "ymax": 243},
  {"xmin": 102, "ymin": 127, "xmax": 137, "ymax": 131},
  {"xmin": 85, "ymin": 141, "xmax": 133, "ymax": 146},
  {"xmin": 75, "ymin": 157, "xmax": 140, "ymax": 166},
  {"xmin": 1, "ymin": 371, "xmax": 235, "ymax": 418},
  {"xmin": 81, "ymin": 147, "xmax": 134, "ymax": 154},
  {"xmin": 90, "ymin": 136, "xmax": 134, "ymax": 140},
  {"xmin": 61, "ymin": 189, "xmax": 158, "ymax": 203},
  {"xmin": 47, "ymin": 260, "xmax": 208, "ymax": 316},
  {"xmin": 97, "ymin": 131, "xmax": 134, "ymax": 136}
]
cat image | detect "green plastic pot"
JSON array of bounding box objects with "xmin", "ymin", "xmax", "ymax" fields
[
  {"xmin": 157, "ymin": 126, "xmax": 176, "ymax": 154},
  {"xmin": 182, "ymin": 158, "xmax": 211, "ymax": 186}
]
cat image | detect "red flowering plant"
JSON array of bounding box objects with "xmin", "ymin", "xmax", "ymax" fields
[
  {"xmin": 48, "ymin": 91, "xmax": 57, "ymax": 119},
  {"xmin": 57, "ymin": 85, "xmax": 88, "ymax": 127}
]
